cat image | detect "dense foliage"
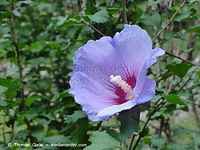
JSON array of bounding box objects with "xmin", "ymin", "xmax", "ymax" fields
[{"xmin": 0, "ymin": 0, "xmax": 200, "ymax": 149}]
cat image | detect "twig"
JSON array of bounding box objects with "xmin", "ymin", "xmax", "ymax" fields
[
  {"xmin": 80, "ymin": 19, "xmax": 105, "ymax": 36},
  {"xmin": 152, "ymin": 0, "xmax": 186, "ymax": 41},
  {"xmin": 191, "ymin": 94, "xmax": 200, "ymax": 129},
  {"xmin": 122, "ymin": 0, "xmax": 127, "ymax": 24},
  {"xmin": 131, "ymin": 99, "xmax": 165, "ymax": 150},
  {"xmin": 110, "ymin": 0, "xmax": 115, "ymax": 6},
  {"xmin": 153, "ymin": 0, "xmax": 200, "ymax": 67},
  {"xmin": 10, "ymin": 0, "xmax": 34, "ymax": 144},
  {"xmin": 128, "ymin": 132, "xmax": 138, "ymax": 150},
  {"xmin": 165, "ymin": 51, "xmax": 199, "ymax": 66},
  {"xmin": 130, "ymin": 69, "xmax": 197, "ymax": 149},
  {"xmin": 10, "ymin": 0, "xmax": 25, "ymax": 111}
]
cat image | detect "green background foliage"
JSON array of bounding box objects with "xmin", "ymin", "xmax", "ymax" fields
[{"xmin": 0, "ymin": 0, "xmax": 200, "ymax": 149}]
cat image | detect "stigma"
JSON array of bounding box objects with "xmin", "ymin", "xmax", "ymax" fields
[{"xmin": 110, "ymin": 75, "xmax": 135, "ymax": 100}]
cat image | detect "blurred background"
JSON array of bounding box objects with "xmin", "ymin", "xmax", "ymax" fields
[{"xmin": 0, "ymin": 0, "xmax": 200, "ymax": 149}]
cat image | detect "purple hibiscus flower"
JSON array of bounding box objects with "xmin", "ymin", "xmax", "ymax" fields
[{"xmin": 69, "ymin": 25, "xmax": 165, "ymax": 121}]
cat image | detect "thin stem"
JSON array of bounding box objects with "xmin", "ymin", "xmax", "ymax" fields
[
  {"xmin": 10, "ymin": 0, "xmax": 25, "ymax": 111},
  {"xmin": 10, "ymin": 0, "xmax": 34, "ymax": 144},
  {"xmin": 152, "ymin": 0, "xmax": 186, "ymax": 41},
  {"xmin": 165, "ymin": 51, "xmax": 199, "ymax": 66},
  {"xmin": 131, "ymin": 99, "xmax": 165, "ymax": 150},
  {"xmin": 130, "ymin": 69, "xmax": 197, "ymax": 149},
  {"xmin": 153, "ymin": 0, "xmax": 199, "ymax": 67},
  {"xmin": 122, "ymin": 0, "xmax": 127, "ymax": 24},
  {"xmin": 80, "ymin": 19, "xmax": 105, "ymax": 36},
  {"xmin": 128, "ymin": 132, "xmax": 138, "ymax": 150}
]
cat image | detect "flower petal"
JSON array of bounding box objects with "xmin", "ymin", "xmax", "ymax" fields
[
  {"xmin": 146, "ymin": 47, "xmax": 165, "ymax": 69},
  {"xmin": 134, "ymin": 47, "xmax": 165, "ymax": 95},
  {"xmin": 135, "ymin": 78, "xmax": 156, "ymax": 104},
  {"xmin": 113, "ymin": 25, "xmax": 152, "ymax": 78},
  {"xmin": 73, "ymin": 36, "xmax": 123, "ymax": 87},
  {"xmin": 69, "ymin": 72, "xmax": 117, "ymax": 121},
  {"xmin": 97, "ymin": 100, "xmax": 137, "ymax": 117}
]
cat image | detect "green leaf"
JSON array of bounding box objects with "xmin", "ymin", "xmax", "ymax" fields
[
  {"xmin": 29, "ymin": 41, "xmax": 45, "ymax": 53},
  {"xmin": 84, "ymin": 131, "xmax": 120, "ymax": 150},
  {"xmin": 89, "ymin": 9, "xmax": 109, "ymax": 23},
  {"xmin": 0, "ymin": 85, "xmax": 8, "ymax": 96},
  {"xmin": 0, "ymin": 100, "xmax": 7, "ymax": 106},
  {"xmin": 164, "ymin": 94, "xmax": 184, "ymax": 105},
  {"xmin": 27, "ymin": 57, "xmax": 50, "ymax": 65},
  {"xmin": 174, "ymin": 11, "xmax": 192, "ymax": 22},
  {"xmin": 6, "ymin": 63, "xmax": 19, "ymax": 76},
  {"xmin": 0, "ymin": 0, "xmax": 9, "ymax": 5},
  {"xmin": 13, "ymin": 10, "xmax": 21, "ymax": 17},
  {"xmin": 188, "ymin": 25, "xmax": 200, "ymax": 32},
  {"xmin": 196, "ymin": 70, "xmax": 200, "ymax": 79},
  {"xmin": 0, "ymin": 78, "xmax": 20, "ymax": 89},
  {"xmin": 65, "ymin": 111, "xmax": 86, "ymax": 124},
  {"xmin": 25, "ymin": 95, "xmax": 41, "ymax": 107},
  {"xmin": 167, "ymin": 62, "xmax": 192, "ymax": 78},
  {"xmin": 140, "ymin": 12, "xmax": 161, "ymax": 27},
  {"xmin": 118, "ymin": 106, "xmax": 140, "ymax": 140},
  {"xmin": 43, "ymin": 135, "xmax": 71, "ymax": 144}
]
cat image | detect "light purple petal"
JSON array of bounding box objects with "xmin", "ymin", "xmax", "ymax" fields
[
  {"xmin": 69, "ymin": 72, "xmax": 118, "ymax": 121},
  {"xmin": 73, "ymin": 36, "xmax": 123, "ymax": 87},
  {"xmin": 135, "ymin": 78, "xmax": 156, "ymax": 104},
  {"xmin": 113, "ymin": 25, "xmax": 152, "ymax": 78},
  {"xmin": 97, "ymin": 100, "xmax": 137, "ymax": 117},
  {"xmin": 145, "ymin": 47, "xmax": 165, "ymax": 69},
  {"xmin": 134, "ymin": 47, "xmax": 165, "ymax": 96},
  {"xmin": 69, "ymin": 24, "xmax": 165, "ymax": 121}
]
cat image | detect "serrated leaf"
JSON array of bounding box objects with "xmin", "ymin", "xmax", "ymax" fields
[
  {"xmin": 89, "ymin": 9, "xmax": 109, "ymax": 23},
  {"xmin": 164, "ymin": 94, "xmax": 184, "ymax": 105},
  {"xmin": 84, "ymin": 131, "xmax": 120, "ymax": 150}
]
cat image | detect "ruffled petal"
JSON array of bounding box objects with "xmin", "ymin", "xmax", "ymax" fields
[
  {"xmin": 134, "ymin": 47, "xmax": 165, "ymax": 95},
  {"xmin": 145, "ymin": 47, "xmax": 165, "ymax": 69},
  {"xmin": 113, "ymin": 25, "xmax": 152, "ymax": 78}
]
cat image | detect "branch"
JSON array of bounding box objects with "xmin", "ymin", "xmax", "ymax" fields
[
  {"xmin": 130, "ymin": 68, "xmax": 197, "ymax": 149},
  {"xmin": 165, "ymin": 51, "xmax": 199, "ymax": 66},
  {"xmin": 153, "ymin": 0, "xmax": 200, "ymax": 67},
  {"xmin": 122, "ymin": 0, "xmax": 127, "ymax": 24},
  {"xmin": 152, "ymin": 0, "xmax": 186, "ymax": 41},
  {"xmin": 10, "ymin": 0, "xmax": 25, "ymax": 111},
  {"xmin": 10, "ymin": 0, "xmax": 34, "ymax": 144},
  {"xmin": 80, "ymin": 19, "xmax": 105, "ymax": 36}
]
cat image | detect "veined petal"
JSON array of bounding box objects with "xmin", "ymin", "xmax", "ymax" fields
[
  {"xmin": 113, "ymin": 25, "xmax": 152, "ymax": 79},
  {"xmin": 73, "ymin": 36, "xmax": 122, "ymax": 87},
  {"xmin": 134, "ymin": 47, "xmax": 165, "ymax": 96},
  {"xmin": 69, "ymin": 72, "xmax": 118, "ymax": 121}
]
